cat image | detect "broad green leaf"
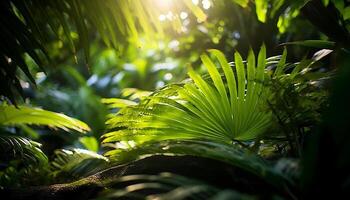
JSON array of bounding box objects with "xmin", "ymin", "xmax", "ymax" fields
[{"xmin": 0, "ymin": 105, "xmax": 90, "ymax": 133}]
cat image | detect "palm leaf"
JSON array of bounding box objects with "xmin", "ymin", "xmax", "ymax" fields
[
  {"xmin": 102, "ymin": 46, "xmax": 271, "ymax": 146},
  {"xmin": 0, "ymin": 104, "xmax": 90, "ymax": 133}
]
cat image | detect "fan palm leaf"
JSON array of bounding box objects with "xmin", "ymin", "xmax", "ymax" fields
[{"xmin": 102, "ymin": 46, "xmax": 271, "ymax": 146}]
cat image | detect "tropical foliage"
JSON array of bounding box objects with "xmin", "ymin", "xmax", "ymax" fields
[
  {"xmin": 102, "ymin": 46, "xmax": 271, "ymax": 146},
  {"xmin": 0, "ymin": 0, "xmax": 349, "ymax": 199},
  {"xmin": 0, "ymin": 0, "xmax": 206, "ymax": 102},
  {"xmin": 102, "ymin": 46, "xmax": 329, "ymax": 154},
  {"xmin": 3, "ymin": 0, "xmax": 348, "ymax": 102},
  {"xmin": 0, "ymin": 104, "xmax": 90, "ymax": 132},
  {"xmin": 0, "ymin": 104, "xmax": 90, "ymax": 187}
]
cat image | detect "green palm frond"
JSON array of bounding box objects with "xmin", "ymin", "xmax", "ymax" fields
[
  {"xmin": 102, "ymin": 46, "xmax": 271, "ymax": 146},
  {"xmin": 51, "ymin": 148, "xmax": 108, "ymax": 181},
  {"xmin": 0, "ymin": 104, "xmax": 90, "ymax": 133},
  {"xmin": 104, "ymin": 140, "xmax": 293, "ymax": 190},
  {"xmin": 96, "ymin": 173, "xmax": 255, "ymax": 200}
]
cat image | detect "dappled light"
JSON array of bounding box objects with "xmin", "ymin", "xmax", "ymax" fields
[{"xmin": 1, "ymin": 0, "xmax": 350, "ymax": 199}]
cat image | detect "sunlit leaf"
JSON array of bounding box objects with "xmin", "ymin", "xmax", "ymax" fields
[
  {"xmin": 102, "ymin": 47, "xmax": 274, "ymax": 148},
  {"xmin": 255, "ymin": 0, "xmax": 269, "ymax": 22},
  {"xmin": 0, "ymin": 104, "xmax": 90, "ymax": 133}
]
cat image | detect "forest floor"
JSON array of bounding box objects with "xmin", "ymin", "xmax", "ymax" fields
[{"xmin": 1, "ymin": 155, "xmax": 286, "ymax": 199}]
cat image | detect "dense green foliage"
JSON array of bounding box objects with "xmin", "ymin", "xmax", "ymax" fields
[
  {"xmin": 1, "ymin": 0, "xmax": 350, "ymax": 199},
  {"xmin": 102, "ymin": 47, "xmax": 271, "ymax": 145}
]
